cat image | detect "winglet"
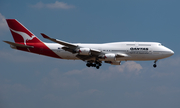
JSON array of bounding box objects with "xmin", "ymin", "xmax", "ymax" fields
[{"xmin": 41, "ymin": 33, "xmax": 50, "ymax": 39}]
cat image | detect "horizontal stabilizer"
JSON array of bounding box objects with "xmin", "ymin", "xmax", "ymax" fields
[{"xmin": 3, "ymin": 41, "xmax": 34, "ymax": 48}]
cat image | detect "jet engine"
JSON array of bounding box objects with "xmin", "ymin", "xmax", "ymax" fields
[
  {"xmin": 104, "ymin": 53, "xmax": 116, "ymax": 61},
  {"xmin": 78, "ymin": 48, "xmax": 91, "ymax": 55}
]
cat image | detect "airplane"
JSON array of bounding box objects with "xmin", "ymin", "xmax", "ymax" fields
[{"xmin": 4, "ymin": 19, "xmax": 174, "ymax": 69}]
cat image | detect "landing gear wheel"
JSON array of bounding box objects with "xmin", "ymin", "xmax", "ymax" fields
[
  {"xmin": 153, "ymin": 64, "xmax": 157, "ymax": 68},
  {"xmin": 93, "ymin": 63, "xmax": 96, "ymax": 67},
  {"xmin": 86, "ymin": 63, "xmax": 90, "ymax": 67},
  {"xmin": 96, "ymin": 66, "xmax": 100, "ymax": 69},
  {"xmin": 86, "ymin": 61, "xmax": 102, "ymax": 69}
]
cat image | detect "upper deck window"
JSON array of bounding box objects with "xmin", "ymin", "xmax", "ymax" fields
[
  {"xmin": 139, "ymin": 44, "xmax": 151, "ymax": 46},
  {"xmin": 126, "ymin": 44, "xmax": 135, "ymax": 46}
]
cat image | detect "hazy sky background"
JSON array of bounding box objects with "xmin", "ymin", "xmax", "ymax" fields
[{"xmin": 0, "ymin": 0, "xmax": 180, "ymax": 108}]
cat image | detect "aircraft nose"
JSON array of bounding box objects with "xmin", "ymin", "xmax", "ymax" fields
[
  {"xmin": 167, "ymin": 49, "xmax": 174, "ymax": 56},
  {"xmin": 163, "ymin": 47, "xmax": 174, "ymax": 57},
  {"xmin": 170, "ymin": 50, "xmax": 174, "ymax": 55}
]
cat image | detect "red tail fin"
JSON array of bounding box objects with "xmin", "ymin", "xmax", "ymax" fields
[{"xmin": 6, "ymin": 19, "xmax": 42, "ymax": 45}]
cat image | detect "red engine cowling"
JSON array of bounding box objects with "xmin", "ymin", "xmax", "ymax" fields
[
  {"xmin": 78, "ymin": 48, "xmax": 91, "ymax": 55},
  {"xmin": 104, "ymin": 53, "xmax": 116, "ymax": 61}
]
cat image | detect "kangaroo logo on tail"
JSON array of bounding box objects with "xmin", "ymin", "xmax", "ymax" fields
[{"xmin": 10, "ymin": 28, "xmax": 36, "ymax": 45}]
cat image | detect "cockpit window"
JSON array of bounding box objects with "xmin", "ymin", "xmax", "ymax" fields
[{"xmin": 158, "ymin": 43, "xmax": 163, "ymax": 46}]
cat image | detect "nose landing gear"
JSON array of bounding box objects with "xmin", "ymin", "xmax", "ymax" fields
[
  {"xmin": 153, "ymin": 60, "xmax": 158, "ymax": 68},
  {"xmin": 153, "ymin": 64, "xmax": 157, "ymax": 68}
]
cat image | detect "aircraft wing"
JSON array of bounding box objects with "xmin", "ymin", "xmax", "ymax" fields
[
  {"xmin": 41, "ymin": 33, "xmax": 77, "ymax": 49},
  {"xmin": 3, "ymin": 41, "xmax": 34, "ymax": 48},
  {"xmin": 41, "ymin": 33, "xmax": 102, "ymax": 54}
]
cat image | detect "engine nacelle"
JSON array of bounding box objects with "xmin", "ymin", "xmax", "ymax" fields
[
  {"xmin": 105, "ymin": 61, "xmax": 121, "ymax": 65},
  {"xmin": 78, "ymin": 48, "xmax": 91, "ymax": 55},
  {"xmin": 104, "ymin": 53, "xmax": 116, "ymax": 61}
]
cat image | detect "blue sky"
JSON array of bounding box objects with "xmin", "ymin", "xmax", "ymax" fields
[{"xmin": 0, "ymin": 0, "xmax": 180, "ymax": 108}]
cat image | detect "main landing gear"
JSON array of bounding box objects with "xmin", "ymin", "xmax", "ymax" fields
[
  {"xmin": 153, "ymin": 60, "xmax": 158, "ymax": 68},
  {"xmin": 86, "ymin": 61, "xmax": 102, "ymax": 69}
]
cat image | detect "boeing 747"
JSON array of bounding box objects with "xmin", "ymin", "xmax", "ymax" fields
[{"xmin": 4, "ymin": 19, "xmax": 174, "ymax": 69}]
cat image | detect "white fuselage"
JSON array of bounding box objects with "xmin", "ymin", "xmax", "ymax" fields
[{"xmin": 44, "ymin": 42, "xmax": 174, "ymax": 61}]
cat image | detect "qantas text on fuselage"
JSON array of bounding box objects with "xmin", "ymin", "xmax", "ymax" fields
[{"xmin": 4, "ymin": 19, "xmax": 174, "ymax": 69}]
